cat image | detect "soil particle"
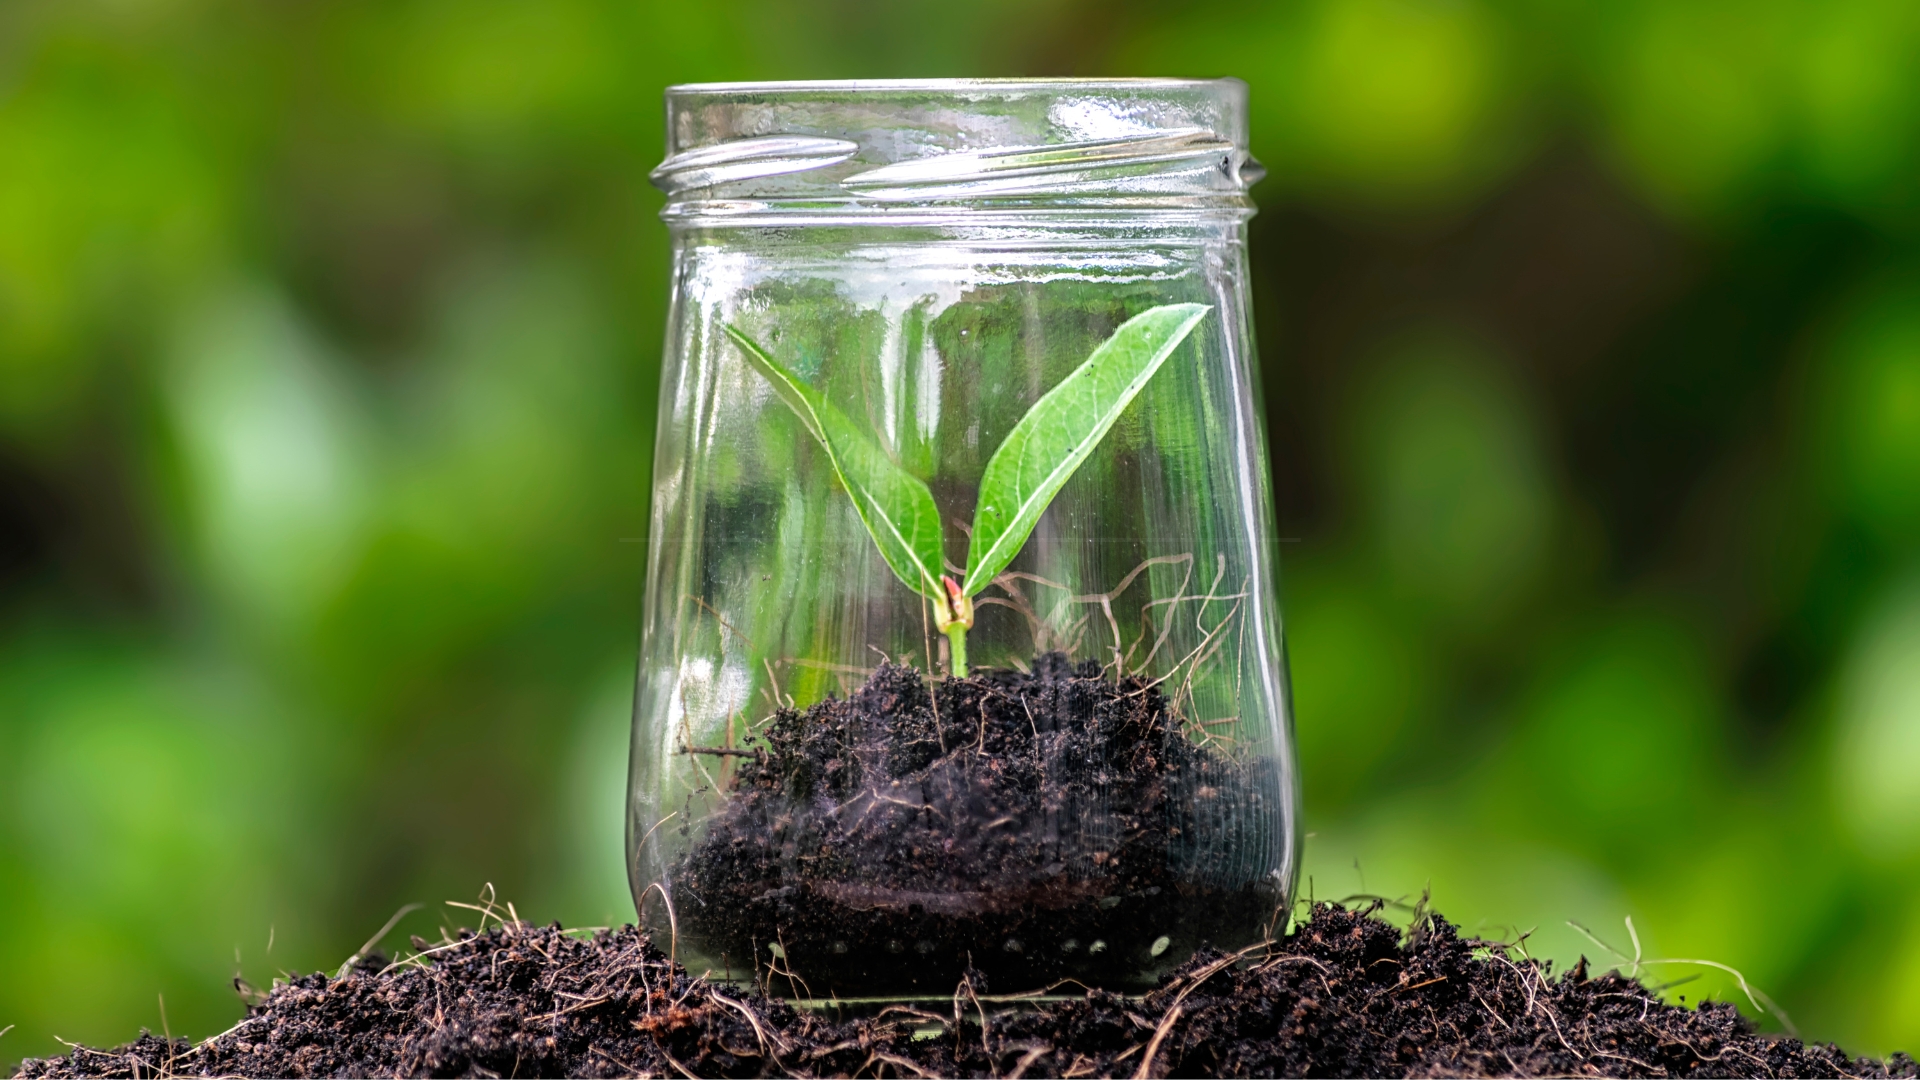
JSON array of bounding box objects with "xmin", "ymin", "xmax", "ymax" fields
[
  {"xmin": 14, "ymin": 903, "xmax": 1913, "ymax": 1078},
  {"xmin": 670, "ymin": 657, "xmax": 1282, "ymax": 993}
]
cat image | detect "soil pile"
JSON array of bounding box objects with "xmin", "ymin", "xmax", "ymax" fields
[
  {"xmin": 671, "ymin": 656, "xmax": 1281, "ymax": 993},
  {"xmin": 14, "ymin": 903, "xmax": 1913, "ymax": 1079}
]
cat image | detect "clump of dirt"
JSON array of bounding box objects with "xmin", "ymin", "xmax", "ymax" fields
[
  {"xmin": 669, "ymin": 655, "xmax": 1282, "ymax": 993},
  {"xmin": 14, "ymin": 903, "xmax": 1913, "ymax": 1079}
]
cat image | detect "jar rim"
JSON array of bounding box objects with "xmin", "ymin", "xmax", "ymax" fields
[
  {"xmin": 665, "ymin": 77, "xmax": 1243, "ymax": 96},
  {"xmin": 657, "ymin": 78, "xmax": 1259, "ymax": 217}
]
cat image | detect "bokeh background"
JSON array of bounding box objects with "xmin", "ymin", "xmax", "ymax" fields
[{"xmin": 4, "ymin": 0, "xmax": 1920, "ymax": 1067}]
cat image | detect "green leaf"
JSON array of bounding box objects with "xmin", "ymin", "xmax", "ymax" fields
[
  {"xmin": 724, "ymin": 324, "xmax": 948, "ymax": 601},
  {"xmin": 962, "ymin": 303, "xmax": 1210, "ymax": 597}
]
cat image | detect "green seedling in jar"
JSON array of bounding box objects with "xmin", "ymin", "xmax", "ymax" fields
[{"xmin": 724, "ymin": 303, "xmax": 1209, "ymax": 677}]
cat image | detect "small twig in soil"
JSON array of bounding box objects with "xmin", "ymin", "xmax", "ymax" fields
[
  {"xmin": 1253, "ymin": 953, "xmax": 1331, "ymax": 974},
  {"xmin": 335, "ymin": 902, "xmax": 425, "ymax": 978},
  {"xmin": 865, "ymin": 1050, "xmax": 939, "ymax": 1077},
  {"xmin": 678, "ymin": 744, "xmax": 763, "ymax": 758},
  {"xmin": 1004, "ymin": 1044, "xmax": 1052, "ymax": 1080},
  {"xmin": 780, "ymin": 656, "xmax": 875, "ymax": 677},
  {"xmin": 631, "ymin": 812, "xmax": 679, "ymax": 867},
  {"xmin": 688, "ymin": 593, "xmax": 755, "ymax": 652},
  {"xmin": 446, "ymin": 884, "xmax": 511, "ymax": 933},
  {"xmin": 1167, "ymin": 939, "xmax": 1273, "ymax": 1011},
  {"xmin": 588, "ymin": 1044, "xmax": 643, "ymax": 1078},
  {"xmin": 710, "ymin": 990, "xmax": 788, "ymax": 1059},
  {"xmin": 637, "ymin": 881, "xmax": 678, "ymax": 963},
  {"xmin": 654, "ymin": 1041, "xmax": 699, "ymax": 1079}
]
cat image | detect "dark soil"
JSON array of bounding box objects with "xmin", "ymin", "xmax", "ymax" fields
[
  {"xmin": 14, "ymin": 903, "xmax": 1912, "ymax": 1078},
  {"xmin": 669, "ymin": 655, "xmax": 1282, "ymax": 994}
]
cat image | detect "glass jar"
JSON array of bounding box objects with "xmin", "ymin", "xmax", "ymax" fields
[{"xmin": 628, "ymin": 79, "xmax": 1298, "ymax": 997}]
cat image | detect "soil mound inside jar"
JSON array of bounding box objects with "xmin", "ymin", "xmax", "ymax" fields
[{"xmin": 669, "ymin": 653, "xmax": 1283, "ymax": 995}]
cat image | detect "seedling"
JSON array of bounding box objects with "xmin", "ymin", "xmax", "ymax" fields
[{"xmin": 725, "ymin": 303, "xmax": 1210, "ymax": 676}]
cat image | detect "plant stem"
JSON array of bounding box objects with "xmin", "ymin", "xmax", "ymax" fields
[{"xmin": 946, "ymin": 624, "xmax": 969, "ymax": 679}]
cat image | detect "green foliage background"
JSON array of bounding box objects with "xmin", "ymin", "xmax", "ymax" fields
[{"xmin": 4, "ymin": 0, "xmax": 1919, "ymax": 1065}]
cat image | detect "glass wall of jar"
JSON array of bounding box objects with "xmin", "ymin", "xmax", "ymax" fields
[{"xmin": 629, "ymin": 79, "xmax": 1298, "ymax": 997}]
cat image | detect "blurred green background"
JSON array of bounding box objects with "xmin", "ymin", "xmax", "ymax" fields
[{"xmin": 4, "ymin": 0, "xmax": 1919, "ymax": 1067}]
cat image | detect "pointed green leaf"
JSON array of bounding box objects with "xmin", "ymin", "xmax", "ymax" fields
[
  {"xmin": 725, "ymin": 324, "xmax": 947, "ymax": 601},
  {"xmin": 962, "ymin": 303, "xmax": 1210, "ymax": 596}
]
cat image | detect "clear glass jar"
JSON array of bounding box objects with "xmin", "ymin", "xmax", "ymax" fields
[{"xmin": 628, "ymin": 79, "xmax": 1298, "ymax": 997}]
